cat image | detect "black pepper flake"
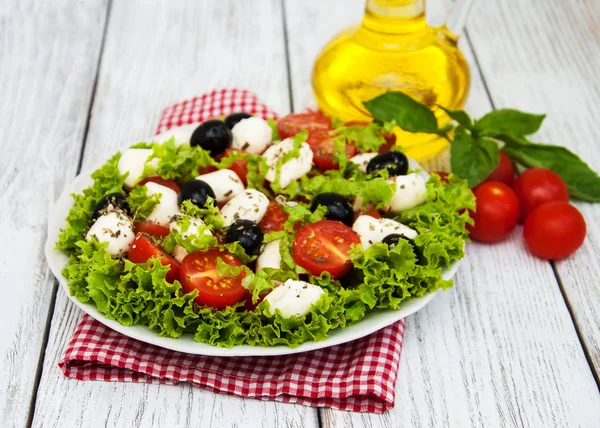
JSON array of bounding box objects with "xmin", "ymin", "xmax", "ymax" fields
[
  {"xmin": 242, "ymin": 142, "xmax": 250, "ymax": 150},
  {"xmin": 400, "ymin": 185, "xmax": 406, "ymax": 189},
  {"xmin": 224, "ymin": 189, "xmax": 233, "ymax": 197}
]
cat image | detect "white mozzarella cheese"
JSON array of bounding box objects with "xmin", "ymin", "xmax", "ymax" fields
[
  {"xmin": 256, "ymin": 240, "xmax": 282, "ymax": 271},
  {"xmin": 169, "ymin": 215, "xmax": 214, "ymax": 263},
  {"xmin": 386, "ymin": 173, "xmax": 428, "ymax": 212},
  {"xmin": 118, "ymin": 148, "xmax": 155, "ymax": 189},
  {"xmin": 86, "ymin": 211, "xmax": 134, "ymax": 257},
  {"xmin": 352, "ymin": 215, "xmax": 417, "ymax": 249},
  {"xmin": 196, "ymin": 169, "xmax": 245, "ymax": 203},
  {"xmin": 153, "ymin": 123, "xmax": 199, "ymax": 146},
  {"xmin": 264, "ymin": 279, "xmax": 325, "ymax": 318},
  {"xmin": 144, "ymin": 182, "xmax": 180, "ymax": 227},
  {"xmin": 349, "ymin": 153, "xmax": 377, "ymax": 172},
  {"xmin": 263, "ymin": 138, "xmax": 313, "ymax": 188},
  {"xmin": 231, "ymin": 117, "xmax": 273, "ymax": 154},
  {"xmin": 220, "ymin": 189, "xmax": 270, "ymax": 227}
]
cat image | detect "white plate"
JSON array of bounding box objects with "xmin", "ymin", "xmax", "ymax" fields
[{"xmin": 45, "ymin": 140, "xmax": 461, "ymax": 357}]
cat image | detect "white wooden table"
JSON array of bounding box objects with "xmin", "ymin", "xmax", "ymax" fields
[{"xmin": 2, "ymin": 0, "xmax": 600, "ymax": 426}]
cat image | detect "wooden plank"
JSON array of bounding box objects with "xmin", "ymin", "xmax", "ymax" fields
[
  {"xmin": 31, "ymin": 1, "xmax": 318, "ymax": 427},
  {"xmin": 284, "ymin": 0, "xmax": 600, "ymax": 426},
  {"xmin": 467, "ymin": 0, "xmax": 600, "ymax": 380},
  {"xmin": 0, "ymin": 1, "xmax": 109, "ymax": 426}
]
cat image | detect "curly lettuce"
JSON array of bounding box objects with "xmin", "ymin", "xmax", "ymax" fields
[{"xmin": 56, "ymin": 135, "xmax": 475, "ymax": 348}]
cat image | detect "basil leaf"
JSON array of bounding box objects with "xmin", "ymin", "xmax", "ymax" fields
[
  {"xmin": 450, "ymin": 127, "xmax": 500, "ymax": 187},
  {"xmin": 500, "ymin": 136, "xmax": 600, "ymax": 202},
  {"xmin": 363, "ymin": 91, "xmax": 442, "ymax": 134},
  {"xmin": 438, "ymin": 105, "xmax": 473, "ymax": 129},
  {"xmin": 474, "ymin": 109, "xmax": 545, "ymax": 137}
]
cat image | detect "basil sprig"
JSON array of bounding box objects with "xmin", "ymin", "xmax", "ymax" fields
[{"xmin": 363, "ymin": 91, "xmax": 600, "ymax": 201}]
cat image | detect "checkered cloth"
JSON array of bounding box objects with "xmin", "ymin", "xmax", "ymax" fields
[{"xmin": 59, "ymin": 89, "xmax": 406, "ymax": 413}]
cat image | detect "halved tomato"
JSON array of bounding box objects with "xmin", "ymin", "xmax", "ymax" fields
[
  {"xmin": 356, "ymin": 205, "xmax": 382, "ymax": 220},
  {"xmin": 138, "ymin": 177, "xmax": 180, "ymax": 193},
  {"xmin": 306, "ymin": 129, "xmax": 357, "ymax": 172},
  {"xmin": 180, "ymin": 249, "xmax": 246, "ymax": 309},
  {"xmin": 258, "ymin": 201, "xmax": 289, "ymax": 233},
  {"xmin": 133, "ymin": 221, "xmax": 171, "ymax": 238},
  {"xmin": 293, "ymin": 220, "xmax": 361, "ymax": 278},
  {"xmin": 128, "ymin": 233, "xmax": 180, "ymax": 283},
  {"xmin": 276, "ymin": 111, "xmax": 332, "ymax": 139}
]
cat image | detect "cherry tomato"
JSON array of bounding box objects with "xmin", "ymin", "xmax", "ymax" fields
[
  {"xmin": 306, "ymin": 129, "xmax": 357, "ymax": 172},
  {"xmin": 138, "ymin": 177, "xmax": 180, "ymax": 193},
  {"xmin": 467, "ymin": 182, "xmax": 520, "ymax": 243},
  {"xmin": 128, "ymin": 233, "xmax": 180, "ymax": 283},
  {"xmin": 523, "ymin": 201, "xmax": 586, "ymax": 259},
  {"xmin": 133, "ymin": 221, "xmax": 171, "ymax": 238},
  {"xmin": 432, "ymin": 171, "xmax": 450, "ymax": 183},
  {"xmin": 276, "ymin": 111, "xmax": 332, "ymax": 139},
  {"xmin": 355, "ymin": 205, "xmax": 382, "ymax": 220},
  {"xmin": 197, "ymin": 165, "xmax": 217, "ymax": 175},
  {"xmin": 222, "ymin": 148, "xmax": 248, "ymax": 186},
  {"xmin": 484, "ymin": 152, "xmax": 515, "ymax": 186},
  {"xmin": 512, "ymin": 168, "xmax": 569, "ymax": 221},
  {"xmin": 293, "ymin": 219, "xmax": 361, "ymax": 278},
  {"xmin": 258, "ymin": 201, "xmax": 289, "ymax": 233},
  {"xmin": 180, "ymin": 249, "xmax": 246, "ymax": 309}
]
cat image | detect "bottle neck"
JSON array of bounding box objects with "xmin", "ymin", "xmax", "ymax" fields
[{"xmin": 362, "ymin": 0, "xmax": 427, "ymax": 34}]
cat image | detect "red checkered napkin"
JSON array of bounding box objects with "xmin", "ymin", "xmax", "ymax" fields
[{"xmin": 59, "ymin": 89, "xmax": 406, "ymax": 413}]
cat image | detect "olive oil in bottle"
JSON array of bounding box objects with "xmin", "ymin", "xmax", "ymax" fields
[{"xmin": 312, "ymin": 0, "xmax": 471, "ymax": 161}]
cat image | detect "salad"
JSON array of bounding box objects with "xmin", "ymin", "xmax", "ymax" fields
[{"xmin": 56, "ymin": 111, "xmax": 474, "ymax": 348}]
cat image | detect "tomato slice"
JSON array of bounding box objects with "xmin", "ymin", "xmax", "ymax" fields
[
  {"xmin": 306, "ymin": 129, "xmax": 357, "ymax": 172},
  {"xmin": 198, "ymin": 165, "xmax": 218, "ymax": 175},
  {"xmin": 276, "ymin": 111, "xmax": 332, "ymax": 139},
  {"xmin": 138, "ymin": 177, "xmax": 180, "ymax": 193},
  {"xmin": 134, "ymin": 221, "xmax": 171, "ymax": 238},
  {"xmin": 128, "ymin": 233, "xmax": 180, "ymax": 283},
  {"xmin": 223, "ymin": 148, "xmax": 248, "ymax": 186},
  {"xmin": 293, "ymin": 220, "xmax": 361, "ymax": 278},
  {"xmin": 258, "ymin": 201, "xmax": 289, "ymax": 233},
  {"xmin": 180, "ymin": 249, "xmax": 246, "ymax": 309},
  {"xmin": 432, "ymin": 171, "xmax": 450, "ymax": 184}
]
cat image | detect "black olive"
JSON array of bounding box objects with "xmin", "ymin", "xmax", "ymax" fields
[
  {"xmin": 91, "ymin": 193, "xmax": 129, "ymax": 222},
  {"xmin": 340, "ymin": 267, "xmax": 365, "ymax": 288},
  {"xmin": 224, "ymin": 112, "xmax": 253, "ymax": 130},
  {"xmin": 178, "ymin": 180, "xmax": 216, "ymax": 209},
  {"xmin": 311, "ymin": 193, "xmax": 353, "ymax": 227},
  {"xmin": 190, "ymin": 119, "xmax": 232, "ymax": 156},
  {"xmin": 366, "ymin": 151, "xmax": 409, "ymax": 177},
  {"xmin": 226, "ymin": 219, "xmax": 264, "ymax": 256},
  {"xmin": 382, "ymin": 233, "xmax": 424, "ymax": 264}
]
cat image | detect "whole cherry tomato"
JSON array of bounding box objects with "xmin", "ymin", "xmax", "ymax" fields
[
  {"xmin": 523, "ymin": 201, "xmax": 586, "ymax": 259},
  {"xmin": 467, "ymin": 182, "xmax": 520, "ymax": 242},
  {"xmin": 512, "ymin": 168, "xmax": 569, "ymax": 221}
]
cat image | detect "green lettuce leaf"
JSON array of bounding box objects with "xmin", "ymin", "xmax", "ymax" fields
[{"xmin": 56, "ymin": 153, "xmax": 125, "ymax": 253}]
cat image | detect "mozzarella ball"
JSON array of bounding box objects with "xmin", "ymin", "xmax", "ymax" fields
[
  {"xmin": 349, "ymin": 153, "xmax": 378, "ymax": 172},
  {"xmin": 264, "ymin": 279, "xmax": 325, "ymax": 318},
  {"xmin": 386, "ymin": 173, "xmax": 428, "ymax": 212},
  {"xmin": 263, "ymin": 138, "xmax": 313, "ymax": 188},
  {"xmin": 256, "ymin": 239, "xmax": 282, "ymax": 271},
  {"xmin": 86, "ymin": 211, "xmax": 134, "ymax": 257},
  {"xmin": 118, "ymin": 148, "xmax": 155, "ymax": 189},
  {"xmin": 220, "ymin": 189, "xmax": 270, "ymax": 227},
  {"xmin": 144, "ymin": 182, "xmax": 180, "ymax": 227},
  {"xmin": 231, "ymin": 117, "xmax": 273, "ymax": 154},
  {"xmin": 195, "ymin": 169, "xmax": 245, "ymax": 203},
  {"xmin": 169, "ymin": 215, "xmax": 214, "ymax": 263},
  {"xmin": 153, "ymin": 123, "xmax": 199, "ymax": 146},
  {"xmin": 352, "ymin": 215, "xmax": 417, "ymax": 249}
]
